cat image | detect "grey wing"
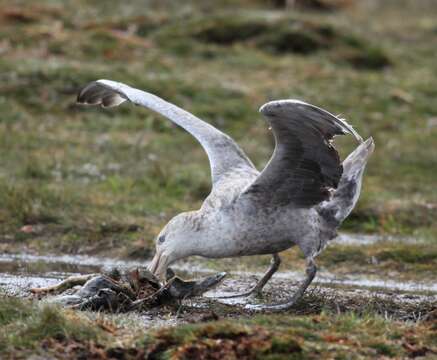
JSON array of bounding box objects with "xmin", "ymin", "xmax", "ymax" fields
[
  {"xmin": 77, "ymin": 80, "xmax": 254, "ymax": 185},
  {"xmin": 243, "ymin": 100, "xmax": 363, "ymax": 208}
]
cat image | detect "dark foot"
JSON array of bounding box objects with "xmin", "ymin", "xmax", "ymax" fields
[
  {"xmin": 217, "ymin": 254, "xmax": 281, "ymax": 299},
  {"xmin": 244, "ymin": 259, "xmax": 317, "ymax": 312}
]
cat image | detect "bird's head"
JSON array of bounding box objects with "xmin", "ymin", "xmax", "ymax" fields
[{"xmin": 147, "ymin": 212, "xmax": 200, "ymax": 282}]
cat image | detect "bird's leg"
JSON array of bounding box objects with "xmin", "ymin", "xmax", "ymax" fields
[
  {"xmin": 245, "ymin": 257, "xmax": 317, "ymax": 312},
  {"xmin": 218, "ymin": 254, "xmax": 281, "ymax": 298}
]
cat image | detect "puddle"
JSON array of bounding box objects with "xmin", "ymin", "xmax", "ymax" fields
[
  {"xmin": 332, "ymin": 232, "xmax": 420, "ymax": 245},
  {"xmin": 0, "ymin": 273, "xmax": 61, "ymax": 297},
  {"xmin": 221, "ymin": 269, "xmax": 437, "ymax": 294},
  {"xmin": 0, "ymin": 253, "xmax": 197, "ymax": 297},
  {"xmin": 0, "ymin": 253, "xmax": 144, "ymax": 297},
  {"xmin": 0, "ymin": 253, "xmax": 146, "ymax": 272},
  {"xmin": 1, "ymin": 252, "xmax": 436, "ymax": 299},
  {"xmin": 202, "ymin": 269, "xmax": 437, "ymax": 307}
]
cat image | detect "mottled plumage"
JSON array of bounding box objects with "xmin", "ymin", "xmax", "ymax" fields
[{"xmin": 77, "ymin": 79, "xmax": 374, "ymax": 311}]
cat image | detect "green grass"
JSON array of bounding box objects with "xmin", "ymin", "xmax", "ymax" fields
[
  {"xmin": 1, "ymin": 1, "xmax": 436, "ymax": 257},
  {"xmin": 0, "ymin": 296, "xmax": 435, "ymax": 359},
  {"xmin": 0, "ymin": 0, "xmax": 435, "ymax": 283},
  {"xmin": 0, "ymin": 297, "xmax": 107, "ymax": 354},
  {"xmin": 319, "ymin": 243, "xmax": 437, "ymax": 276}
]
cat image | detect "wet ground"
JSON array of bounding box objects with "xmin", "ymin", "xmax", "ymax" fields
[{"xmin": 0, "ymin": 233, "xmax": 436, "ymax": 326}]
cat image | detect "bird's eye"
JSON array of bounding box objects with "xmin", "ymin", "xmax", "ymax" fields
[{"xmin": 158, "ymin": 235, "xmax": 165, "ymax": 244}]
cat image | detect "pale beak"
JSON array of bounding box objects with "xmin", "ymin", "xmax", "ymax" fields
[
  {"xmin": 147, "ymin": 252, "xmax": 160, "ymax": 274},
  {"xmin": 147, "ymin": 251, "xmax": 170, "ymax": 283}
]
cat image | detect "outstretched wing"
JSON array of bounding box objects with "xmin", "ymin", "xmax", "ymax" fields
[
  {"xmin": 77, "ymin": 80, "xmax": 254, "ymax": 185},
  {"xmin": 243, "ymin": 100, "xmax": 363, "ymax": 208}
]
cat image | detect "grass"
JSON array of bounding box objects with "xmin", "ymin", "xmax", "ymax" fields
[
  {"xmin": 0, "ymin": 0, "xmax": 436, "ymax": 258},
  {"xmin": 0, "ymin": 297, "xmax": 107, "ymax": 354},
  {"xmin": 0, "ymin": 295, "xmax": 435, "ymax": 359},
  {"xmin": 0, "ymin": 3, "xmax": 434, "ymax": 264},
  {"xmin": 0, "ymin": 1, "xmax": 436, "ymax": 357},
  {"xmin": 319, "ymin": 243, "xmax": 437, "ymax": 277},
  {"xmin": 0, "ymin": 0, "xmax": 435, "ymax": 306}
]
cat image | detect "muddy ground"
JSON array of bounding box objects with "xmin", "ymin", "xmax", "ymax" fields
[
  {"xmin": 1, "ymin": 233, "xmax": 436, "ymax": 325},
  {"xmin": 1, "ymin": 233, "xmax": 436, "ymax": 358}
]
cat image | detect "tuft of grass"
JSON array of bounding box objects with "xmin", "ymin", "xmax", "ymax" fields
[
  {"xmin": 0, "ymin": 180, "xmax": 62, "ymax": 229},
  {"xmin": 192, "ymin": 16, "xmax": 269, "ymax": 45},
  {"xmin": 0, "ymin": 296, "xmax": 34, "ymax": 326},
  {"xmin": 0, "ymin": 297, "xmax": 106, "ymax": 353}
]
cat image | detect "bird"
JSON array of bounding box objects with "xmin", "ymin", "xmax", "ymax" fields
[{"xmin": 77, "ymin": 79, "xmax": 374, "ymax": 312}]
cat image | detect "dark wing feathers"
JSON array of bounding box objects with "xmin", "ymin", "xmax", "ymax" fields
[
  {"xmin": 78, "ymin": 81, "xmax": 126, "ymax": 107},
  {"xmin": 244, "ymin": 100, "xmax": 362, "ymax": 208}
]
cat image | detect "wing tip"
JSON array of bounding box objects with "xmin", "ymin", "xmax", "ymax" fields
[
  {"xmin": 76, "ymin": 80, "xmax": 126, "ymax": 108},
  {"xmin": 259, "ymin": 99, "xmax": 364, "ymax": 143},
  {"xmin": 76, "ymin": 81, "xmax": 95, "ymax": 104}
]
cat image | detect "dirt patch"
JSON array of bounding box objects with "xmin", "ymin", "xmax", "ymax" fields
[{"xmin": 1, "ymin": 252, "xmax": 436, "ymax": 320}]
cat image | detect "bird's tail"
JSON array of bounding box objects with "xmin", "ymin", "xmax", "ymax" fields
[{"xmin": 318, "ymin": 137, "xmax": 375, "ymax": 226}]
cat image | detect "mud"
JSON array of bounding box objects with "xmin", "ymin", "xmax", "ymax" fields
[
  {"xmin": 1, "ymin": 248, "xmax": 436, "ymax": 297},
  {"xmin": 0, "ymin": 235, "xmax": 435, "ymax": 324}
]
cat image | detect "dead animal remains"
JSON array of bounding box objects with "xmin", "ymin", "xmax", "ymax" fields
[{"xmin": 31, "ymin": 268, "xmax": 226, "ymax": 312}]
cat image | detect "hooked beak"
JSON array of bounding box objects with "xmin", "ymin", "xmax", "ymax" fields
[{"xmin": 147, "ymin": 251, "xmax": 170, "ymax": 282}]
